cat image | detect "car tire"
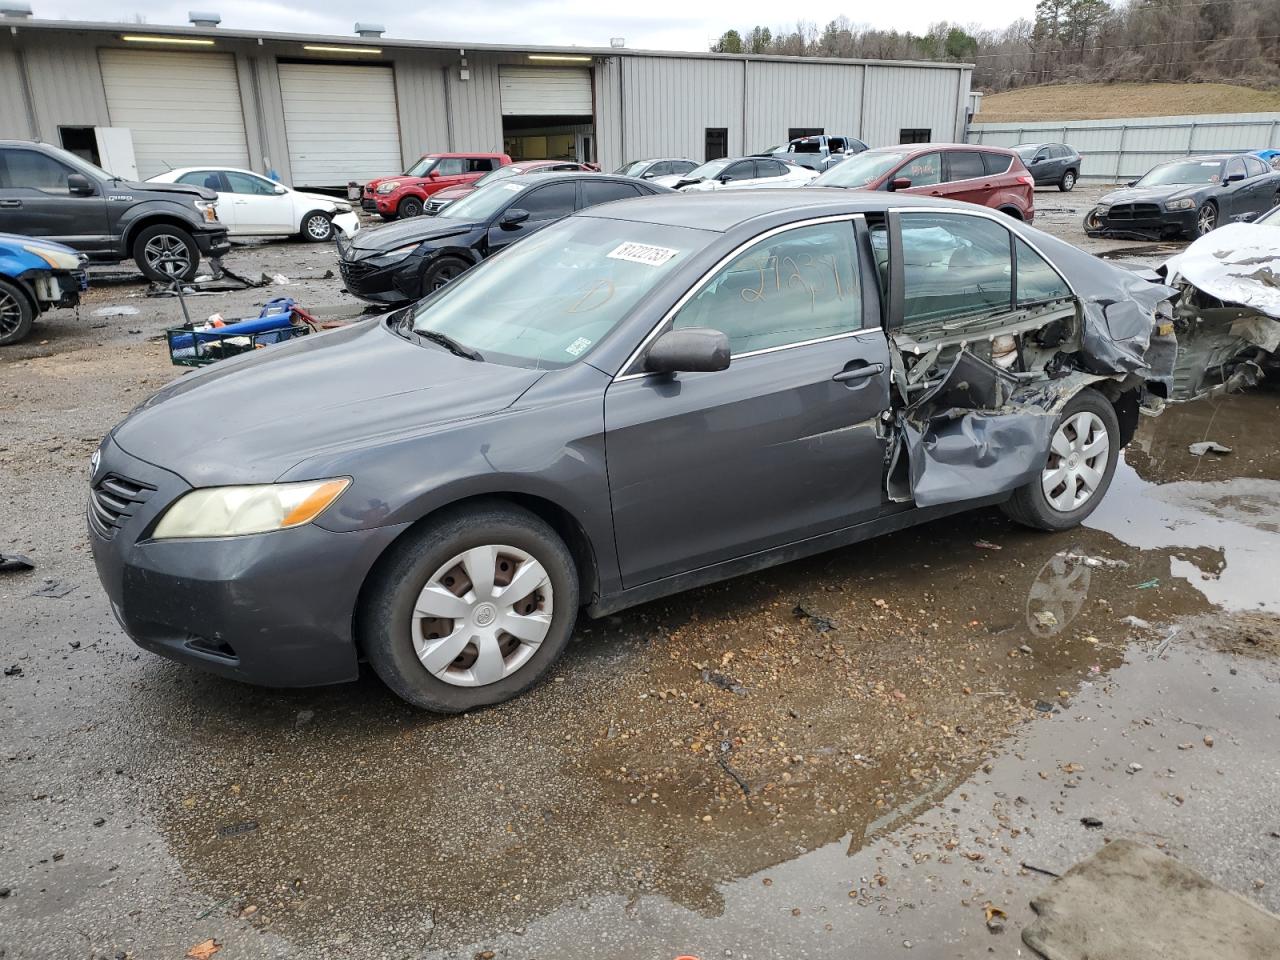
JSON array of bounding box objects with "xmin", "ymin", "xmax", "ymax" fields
[
  {"xmin": 397, "ymin": 196, "xmax": 424, "ymax": 219},
  {"xmin": 421, "ymin": 255, "xmax": 470, "ymax": 294},
  {"xmin": 0, "ymin": 278, "xmax": 35, "ymax": 347},
  {"xmin": 998, "ymin": 206, "xmax": 1023, "ymax": 221},
  {"xmin": 360, "ymin": 501, "xmax": 579, "ymax": 712},
  {"xmin": 300, "ymin": 210, "xmax": 334, "ymax": 243},
  {"xmin": 1058, "ymin": 169, "xmax": 1076, "ymax": 192},
  {"xmin": 1083, "ymin": 209, "xmax": 1103, "ymax": 233},
  {"xmin": 1193, "ymin": 200, "xmax": 1218, "ymax": 238},
  {"xmin": 378, "ymin": 212, "xmax": 397, "ymax": 222},
  {"xmin": 132, "ymin": 224, "xmax": 200, "ymax": 282},
  {"xmin": 1000, "ymin": 388, "xmax": 1120, "ymax": 532}
]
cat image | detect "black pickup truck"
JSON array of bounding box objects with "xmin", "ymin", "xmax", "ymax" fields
[{"xmin": 0, "ymin": 140, "xmax": 230, "ymax": 281}]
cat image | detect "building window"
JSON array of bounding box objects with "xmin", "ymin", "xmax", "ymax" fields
[
  {"xmin": 900, "ymin": 128, "xmax": 932, "ymax": 144},
  {"xmin": 788, "ymin": 127, "xmax": 823, "ymax": 140},
  {"xmin": 705, "ymin": 128, "xmax": 728, "ymax": 162}
]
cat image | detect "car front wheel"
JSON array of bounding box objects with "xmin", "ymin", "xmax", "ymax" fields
[
  {"xmin": 301, "ymin": 211, "xmax": 334, "ymax": 242},
  {"xmin": 1194, "ymin": 201, "xmax": 1218, "ymax": 237},
  {"xmin": 0, "ymin": 278, "xmax": 35, "ymax": 346},
  {"xmin": 1001, "ymin": 388, "xmax": 1119, "ymax": 531},
  {"xmin": 360, "ymin": 502, "xmax": 579, "ymax": 712},
  {"xmin": 132, "ymin": 224, "xmax": 199, "ymax": 282},
  {"xmin": 397, "ymin": 196, "xmax": 424, "ymax": 219}
]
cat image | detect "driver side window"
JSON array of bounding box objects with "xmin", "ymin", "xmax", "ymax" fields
[
  {"xmin": 894, "ymin": 152, "xmax": 941, "ymax": 187},
  {"xmin": 224, "ymin": 172, "xmax": 277, "ymax": 195},
  {"xmin": 722, "ymin": 162, "xmax": 755, "ymax": 182},
  {"xmin": 0, "ymin": 149, "xmax": 77, "ymax": 194},
  {"xmin": 672, "ymin": 221, "xmax": 863, "ymax": 355},
  {"xmin": 1225, "ymin": 158, "xmax": 1247, "ymax": 181}
]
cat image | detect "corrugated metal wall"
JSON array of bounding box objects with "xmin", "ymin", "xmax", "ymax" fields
[
  {"xmin": 969, "ymin": 113, "xmax": 1280, "ymax": 182},
  {"xmin": 593, "ymin": 57, "xmax": 624, "ymax": 171},
  {"xmin": 10, "ymin": 31, "xmax": 110, "ymax": 142},
  {"xmin": 391, "ymin": 54, "xmax": 451, "ymax": 167},
  {"xmin": 620, "ymin": 56, "xmax": 746, "ymax": 162},
  {"xmin": 744, "ymin": 61, "xmax": 864, "ymax": 151},
  {"xmin": 861, "ymin": 65, "xmax": 966, "ymax": 146},
  {"xmin": 0, "ymin": 36, "xmax": 34, "ymax": 139}
]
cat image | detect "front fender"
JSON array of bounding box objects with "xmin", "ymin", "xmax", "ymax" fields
[{"xmin": 116, "ymin": 200, "xmax": 209, "ymax": 253}]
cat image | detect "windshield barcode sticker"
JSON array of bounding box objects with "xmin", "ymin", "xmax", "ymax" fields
[
  {"xmin": 607, "ymin": 242, "xmax": 678, "ymax": 266},
  {"xmin": 565, "ymin": 337, "xmax": 592, "ymax": 356}
]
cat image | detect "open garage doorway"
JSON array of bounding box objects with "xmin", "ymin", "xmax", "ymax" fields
[{"xmin": 498, "ymin": 66, "xmax": 595, "ymax": 164}]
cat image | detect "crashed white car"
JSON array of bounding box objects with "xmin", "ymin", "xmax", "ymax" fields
[
  {"xmin": 148, "ymin": 168, "xmax": 359, "ymax": 242},
  {"xmin": 656, "ymin": 157, "xmax": 819, "ymax": 192},
  {"xmin": 1160, "ymin": 203, "xmax": 1280, "ymax": 396}
]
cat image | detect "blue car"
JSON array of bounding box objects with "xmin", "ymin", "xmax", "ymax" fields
[{"xmin": 0, "ymin": 233, "xmax": 87, "ymax": 346}]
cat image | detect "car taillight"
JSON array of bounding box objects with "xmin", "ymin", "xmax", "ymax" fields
[{"xmin": 1016, "ymin": 174, "xmax": 1034, "ymax": 186}]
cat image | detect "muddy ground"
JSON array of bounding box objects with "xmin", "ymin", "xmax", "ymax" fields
[{"xmin": 3, "ymin": 186, "xmax": 1279, "ymax": 959}]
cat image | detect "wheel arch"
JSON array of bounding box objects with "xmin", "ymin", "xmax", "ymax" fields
[
  {"xmin": 997, "ymin": 204, "xmax": 1024, "ymax": 221},
  {"xmin": 123, "ymin": 214, "xmax": 197, "ymax": 252}
]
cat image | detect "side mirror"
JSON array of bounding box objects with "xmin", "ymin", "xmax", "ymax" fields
[
  {"xmin": 499, "ymin": 208, "xmax": 530, "ymax": 228},
  {"xmin": 717, "ymin": 174, "xmax": 733, "ymax": 183},
  {"xmin": 66, "ymin": 173, "xmax": 95, "ymax": 197},
  {"xmin": 273, "ymin": 184, "xmax": 288, "ymax": 195},
  {"xmin": 1226, "ymin": 172, "xmax": 1245, "ymax": 183},
  {"xmin": 1126, "ymin": 179, "xmax": 1138, "ymax": 187},
  {"xmin": 644, "ymin": 328, "xmax": 730, "ymax": 375},
  {"xmin": 428, "ymin": 170, "xmax": 440, "ymax": 179},
  {"xmin": 889, "ymin": 177, "xmax": 913, "ymax": 191}
]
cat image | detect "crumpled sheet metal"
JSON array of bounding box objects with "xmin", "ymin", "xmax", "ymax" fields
[{"xmin": 1164, "ymin": 222, "xmax": 1280, "ymax": 321}]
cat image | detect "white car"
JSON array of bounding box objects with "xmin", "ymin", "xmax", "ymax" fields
[
  {"xmin": 147, "ymin": 168, "xmax": 359, "ymax": 242},
  {"xmin": 655, "ymin": 156, "xmax": 819, "ymax": 192}
]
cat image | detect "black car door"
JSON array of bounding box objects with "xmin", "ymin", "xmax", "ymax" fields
[
  {"xmin": 603, "ymin": 217, "xmax": 892, "ymax": 588},
  {"xmin": 0, "ymin": 146, "xmax": 110, "ymax": 251},
  {"xmin": 1218, "ymin": 157, "xmax": 1253, "ymax": 220},
  {"xmin": 485, "ymin": 181, "xmax": 580, "ymax": 256},
  {"xmin": 1241, "ymin": 156, "xmax": 1280, "ymax": 217}
]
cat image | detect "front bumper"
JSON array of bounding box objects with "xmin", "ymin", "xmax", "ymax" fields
[
  {"xmin": 194, "ymin": 228, "xmax": 233, "ymax": 258},
  {"xmin": 87, "ymin": 437, "xmax": 408, "ymax": 688},
  {"xmin": 337, "ymin": 253, "xmax": 423, "ymax": 304},
  {"xmin": 361, "ymin": 191, "xmax": 397, "ymax": 215},
  {"xmin": 1085, "ymin": 205, "xmax": 1197, "ymax": 239},
  {"xmin": 21, "ymin": 267, "xmax": 85, "ymax": 311}
]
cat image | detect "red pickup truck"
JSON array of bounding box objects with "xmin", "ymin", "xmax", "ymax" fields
[{"xmin": 360, "ymin": 152, "xmax": 512, "ymax": 220}]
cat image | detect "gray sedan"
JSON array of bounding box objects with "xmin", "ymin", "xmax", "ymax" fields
[{"xmin": 89, "ymin": 192, "xmax": 1175, "ymax": 712}]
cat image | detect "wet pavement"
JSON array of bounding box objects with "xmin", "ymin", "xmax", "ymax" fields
[{"xmin": 3, "ymin": 201, "xmax": 1280, "ymax": 960}]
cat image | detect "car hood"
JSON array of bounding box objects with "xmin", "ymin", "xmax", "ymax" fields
[
  {"xmin": 296, "ymin": 190, "xmax": 341, "ymax": 207},
  {"xmin": 648, "ymin": 174, "xmax": 687, "ymax": 188},
  {"xmin": 133, "ymin": 179, "xmax": 217, "ymax": 202},
  {"xmin": 1100, "ymin": 184, "xmax": 1207, "ymax": 205},
  {"xmin": 432, "ymin": 185, "xmax": 474, "ymax": 201},
  {"xmin": 0, "ymin": 232, "xmax": 78, "ymax": 256},
  {"xmin": 111, "ymin": 318, "xmax": 545, "ymax": 486},
  {"xmin": 1163, "ymin": 222, "xmax": 1280, "ymax": 320},
  {"xmin": 343, "ymin": 217, "xmax": 480, "ymax": 258}
]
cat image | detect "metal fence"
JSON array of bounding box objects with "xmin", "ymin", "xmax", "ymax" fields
[{"xmin": 968, "ymin": 112, "xmax": 1280, "ymax": 183}]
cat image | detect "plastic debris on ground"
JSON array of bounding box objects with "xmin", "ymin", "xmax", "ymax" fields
[
  {"xmin": 1188, "ymin": 441, "xmax": 1232, "ymax": 456},
  {"xmin": 0, "ymin": 553, "xmax": 35, "ymax": 573}
]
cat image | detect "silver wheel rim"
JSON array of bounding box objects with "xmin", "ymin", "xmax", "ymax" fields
[
  {"xmin": 306, "ymin": 215, "xmax": 331, "ymax": 240},
  {"xmin": 1042, "ymin": 411, "xmax": 1109, "ymax": 512},
  {"xmin": 1197, "ymin": 205, "xmax": 1216, "ymax": 235},
  {"xmin": 0, "ymin": 287, "xmax": 23, "ymax": 338},
  {"xmin": 1063, "ymin": 172, "xmax": 1075, "ymax": 189},
  {"xmin": 143, "ymin": 234, "xmax": 191, "ymax": 276},
  {"xmin": 410, "ymin": 544, "xmax": 553, "ymax": 687}
]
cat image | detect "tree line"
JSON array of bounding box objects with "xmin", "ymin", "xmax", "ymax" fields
[{"xmin": 710, "ymin": 0, "xmax": 1280, "ymax": 92}]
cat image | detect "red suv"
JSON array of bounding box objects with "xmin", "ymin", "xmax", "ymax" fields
[
  {"xmin": 361, "ymin": 152, "xmax": 512, "ymax": 220},
  {"xmin": 813, "ymin": 144, "xmax": 1034, "ymax": 222}
]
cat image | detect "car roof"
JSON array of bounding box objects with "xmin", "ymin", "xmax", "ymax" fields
[
  {"xmin": 864, "ymin": 143, "xmax": 1014, "ymax": 155},
  {"xmin": 509, "ymin": 160, "xmax": 578, "ymax": 170},
  {"xmin": 502, "ymin": 172, "xmax": 647, "ymax": 189},
  {"xmin": 420, "ymin": 151, "xmax": 505, "ymax": 158},
  {"xmin": 1158, "ymin": 153, "xmax": 1243, "ymax": 162},
  {"xmin": 158, "ymin": 166, "xmax": 263, "ymax": 176},
  {"xmin": 579, "ymin": 188, "xmax": 980, "ymax": 232}
]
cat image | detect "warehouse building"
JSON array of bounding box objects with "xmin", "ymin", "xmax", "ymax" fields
[{"xmin": 0, "ymin": 11, "xmax": 973, "ymax": 190}]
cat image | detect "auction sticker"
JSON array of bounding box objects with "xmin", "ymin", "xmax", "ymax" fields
[
  {"xmin": 607, "ymin": 242, "xmax": 678, "ymax": 266},
  {"xmin": 565, "ymin": 336, "xmax": 593, "ymax": 356}
]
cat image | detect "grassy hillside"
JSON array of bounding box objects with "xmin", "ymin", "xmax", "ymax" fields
[{"xmin": 976, "ymin": 82, "xmax": 1280, "ymax": 124}]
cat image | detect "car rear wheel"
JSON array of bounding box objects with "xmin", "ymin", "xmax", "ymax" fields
[
  {"xmin": 300, "ymin": 211, "xmax": 334, "ymax": 242},
  {"xmin": 1001, "ymin": 388, "xmax": 1119, "ymax": 532},
  {"xmin": 397, "ymin": 196, "xmax": 424, "ymax": 219},
  {"xmin": 0, "ymin": 278, "xmax": 34, "ymax": 347},
  {"xmin": 422, "ymin": 255, "xmax": 469, "ymax": 293},
  {"xmin": 132, "ymin": 224, "xmax": 199, "ymax": 282},
  {"xmin": 1059, "ymin": 169, "xmax": 1076, "ymax": 192},
  {"xmin": 360, "ymin": 502, "xmax": 579, "ymax": 712},
  {"xmin": 1194, "ymin": 201, "xmax": 1218, "ymax": 237}
]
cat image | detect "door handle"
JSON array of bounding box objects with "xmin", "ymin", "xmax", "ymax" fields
[
  {"xmin": 832, "ymin": 362, "xmax": 885, "ymax": 383},
  {"xmin": 0, "ymin": 199, "xmax": 21, "ymax": 208}
]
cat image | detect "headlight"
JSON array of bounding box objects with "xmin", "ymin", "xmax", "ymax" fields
[
  {"xmin": 23, "ymin": 244, "xmax": 81, "ymax": 270},
  {"xmin": 376, "ymin": 181, "xmax": 402, "ymax": 194},
  {"xmin": 1165, "ymin": 198, "xmax": 1196, "ymax": 211},
  {"xmin": 194, "ymin": 199, "xmax": 220, "ymax": 223},
  {"xmin": 334, "ymin": 202, "xmax": 352, "ymax": 213},
  {"xmin": 384, "ymin": 242, "xmax": 422, "ymax": 259},
  {"xmin": 152, "ymin": 478, "xmax": 350, "ymax": 539}
]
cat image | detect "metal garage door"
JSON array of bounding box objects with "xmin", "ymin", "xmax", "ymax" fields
[
  {"xmin": 499, "ymin": 67, "xmax": 592, "ymax": 115},
  {"xmin": 278, "ymin": 62, "xmax": 402, "ymax": 188},
  {"xmin": 99, "ymin": 49, "xmax": 250, "ymax": 180}
]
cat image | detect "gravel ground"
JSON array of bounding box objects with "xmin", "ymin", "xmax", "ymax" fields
[{"xmin": 3, "ymin": 195, "xmax": 1279, "ymax": 960}]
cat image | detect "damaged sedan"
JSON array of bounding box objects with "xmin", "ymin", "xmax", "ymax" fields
[{"xmin": 89, "ymin": 192, "xmax": 1174, "ymax": 712}]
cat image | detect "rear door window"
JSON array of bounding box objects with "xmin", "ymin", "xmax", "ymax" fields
[
  {"xmin": 468, "ymin": 158, "xmax": 496, "ymax": 173},
  {"xmin": 895, "ymin": 152, "xmax": 941, "ymax": 187},
  {"xmin": 754, "ymin": 159, "xmax": 786, "ymax": 178},
  {"xmin": 982, "ymin": 152, "xmax": 1013, "ymax": 175},
  {"xmin": 518, "ymin": 181, "xmax": 579, "ymax": 220},
  {"xmin": 435, "ymin": 158, "xmax": 468, "ymax": 176},
  {"xmin": 1015, "ymin": 238, "xmax": 1072, "ymax": 305},
  {"xmin": 672, "ymin": 221, "xmax": 864, "ymax": 354},
  {"xmin": 582, "ymin": 180, "xmax": 642, "ymax": 206},
  {"xmin": 945, "ymin": 151, "xmax": 987, "ymax": 182},
  {"xmin": 898, "ymin": 212, "xmax": 1013, "ymax": 326}
]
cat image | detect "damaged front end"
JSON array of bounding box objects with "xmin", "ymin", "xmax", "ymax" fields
[{"xmin": 1159, "ymin": 222, "xmax": 1280, "ymax": 399}]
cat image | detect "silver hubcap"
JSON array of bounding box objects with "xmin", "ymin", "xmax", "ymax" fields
[
  {"xmin": 1064, "ymin": 172, "xmax": 1074, "ymax": 189},
  {"xmin": 306, "ymin": 216, "xmax": 330, "ymax": 239},
  {"xmin": 1042, "ymin": 411, "xmax": 1109, "ymax": 512},
  {"xmin": 1197, "ymin": 205, "xmax": 1216, "ymax": 234},
  {"xmin": 0, "ymin": 288, "xmax": 23, "ymax": 337},
  {"xmin": 410, "ymin": 544, "xmax": 553, "ymax": 687},
  {"xmin": 143, "ymin": 234, "xmax": 191, "ymax": 275}
]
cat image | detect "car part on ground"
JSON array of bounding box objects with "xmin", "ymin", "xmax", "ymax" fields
[
  {"xmin": 1083, "ymin": 152, "xmax": 1280, "ymax": 240},
  {"xmin": 0, "ymin": 232, "xmax": 87, "ymax": 346},
  {"xmin": 426, "ymin": 160, "xmax": 598, "ymax": 215},
  {"xmin": 1158, "ymin": 214, "xmax": 1280, "ymax": 398},
  {"xmin": 0, "ymin": 140, "xmax": 230, "ymax": 282},
  {"xmin": 359, "ymin": 153, "xmax": 513, "ymax": 220},
  {"xmin": 813, "ymin": 144, "xmax": 1036, "ymax": 222},
  {"xmin": 338, "ymin": 172, "xmax": 672, "ymax": 305},
  {"xmin": 1012, "ymin": 142, "xmax": 1082, "ymax": 191},
  {"xmin": 91, "ymin": 191, "xmax": 1176, "ymax": 711}
]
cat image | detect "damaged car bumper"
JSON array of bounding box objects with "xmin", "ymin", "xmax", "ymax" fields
[{"xmin": 1083, "ymin": 205, "xmax": 1198, "ymax": 240}]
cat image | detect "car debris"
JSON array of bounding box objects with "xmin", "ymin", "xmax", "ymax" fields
[
  {"xmin": 1188, "ymin": 441, "xmax": 1232, "ymax": 456},
  {"xmin": 0, "ymin": 553, "xmax": 35, "ymax": 573}
]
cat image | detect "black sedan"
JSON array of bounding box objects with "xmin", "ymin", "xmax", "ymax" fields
[
  {"xmin": 1013, "ymin": 142, "xmax": 1082, "ymax": 191},
  {"xmin": 338, "ymin": 173, "xmax": 671, "ymax": 305},
  {"xmin": 1084, "ymin": 152, "xmax": 1280, "ymax": 240}
]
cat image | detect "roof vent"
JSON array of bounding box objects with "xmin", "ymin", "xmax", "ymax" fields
[
  {"xmin": 0, "ymin": 2, "xmax": 33, "ymax": 18},
  {"xmin": 610, "ymin": 37, "xmax": 625, "ymax": 48},
  {"xmin": 354, "ymin": 22, "xmax": 384, "ymax": 38},
  {"xmin": 188, "ymin": 11, "xmax": 221, "ymax": 27}
]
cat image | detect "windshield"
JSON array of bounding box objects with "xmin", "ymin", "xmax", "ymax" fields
[
  {"xmin": 46, "ymin": 144, "xmax": 118, "ymax": 181},
  {"xmin": 683, "ymin": 158, "xmax": 733, "ymax": 181},
  {"xmin": 813, "ymin": 150, "xmax": 911, "ymax": 188},
  {"xmin": 615, "ymin": 161, "xmax": 649, "ymax": 177},
  {"xmin": 437, "ymin": 180, "xmax": 528, "ymax": 221},
  {"xmin": 1137, "ymin": 159, "xmax": 1225, "ymax": 186},
  {"xmin": 472, "ymin": 165, "xmax": 524, "ymax": 187},
  {"xmin": 788, "ymin": 141, "xmax": 822, "ymax": 154},
  {"xmin": 410, "ymin": 216, "xmax": 713, "ymax": 368},
  {"xmin": 404, "ymin": 156, "xmax": 439, "ymax": 177},
  {"xmin": 1259, "ymin": 203, "xmax": 1280, "ymax": 225},
  {"xmin": 1013, "ymin": 145, "xmax": 1041, "ymax": 160}
]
